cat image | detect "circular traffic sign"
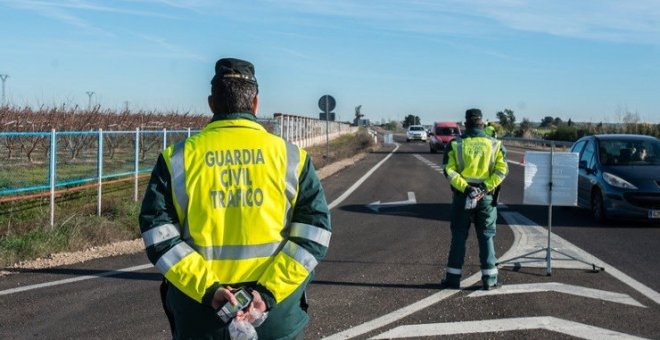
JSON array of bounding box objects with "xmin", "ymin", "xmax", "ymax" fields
[{"xmin": 318, "ymin": 95, "xmax": 336, "ymax": 112}]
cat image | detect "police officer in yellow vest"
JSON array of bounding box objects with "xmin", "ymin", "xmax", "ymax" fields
[
  {"xmin": 484, "ymin": 121, "xmax": 497, "ymax": 138},
  {"xmin": 441, "ymin": 108, "xmax": 508, "ymax": 290},
  {"xmin": 139, "ymin": 58, "xmax": 331, "ymax": 339}
]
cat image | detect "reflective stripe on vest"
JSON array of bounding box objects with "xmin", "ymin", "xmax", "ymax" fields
[
  {"xmin": 455, "ymin": 138, "xmax": 465, "ymax": 172},
  {"xmin": 284, "ymin": 142, "xmax": 300, "ymax": 229},
  {"xmin": 282, "ymin": 240, "xmax": 318, "ymax": 273},
  {"xmin": 170, "ymin": 141, "xmax": 188, "ymax": 219},
  {"xmin": 156, "ymin": 242, "xmax": 195, "ymax": 273},
  {"xmin": 489, "ymin": 139, "xmax": 498, "ymax": 173},
  {"xmin": 142, "ymin": 223, "xmax": 180, "ymax": 247},
  {"xmin": 290, "ymin": 222, "xmax": 332, "ymax": 247},
  {"xmin": 192, "ymin": 242, "xmax": 281, "ymax": 260}
]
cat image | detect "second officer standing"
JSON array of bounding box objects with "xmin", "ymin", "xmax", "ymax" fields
[{"xmin": 441, "ymin": 108, "xmax": 508, "ymax": 290}]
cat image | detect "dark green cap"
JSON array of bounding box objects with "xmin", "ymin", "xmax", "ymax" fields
[
  {"xmin": 465, "ymin": 108, "xmax": 482, "ymax": 120},
  {"xmin": 212, "ymin": 58, "xmax": 257, "ymax": 85}
]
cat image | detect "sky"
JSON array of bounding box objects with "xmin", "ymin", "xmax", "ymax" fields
[{"xmin": 1, "ymin": 0, "xmax": 659, "ymax": 125}]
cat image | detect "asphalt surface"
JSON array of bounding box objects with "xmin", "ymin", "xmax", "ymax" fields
[{"xmin": 1, "ymin": 135, "xmax": 659, "ymax": 339}]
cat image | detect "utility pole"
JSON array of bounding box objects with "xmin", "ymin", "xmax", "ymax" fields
[
  {"xmin": 86, "ymin": 91, "xmax": 95, "ymax": 111},
  {"xmin": 0, "ymin": 74, "xmax": 9, "ymax": 106}
]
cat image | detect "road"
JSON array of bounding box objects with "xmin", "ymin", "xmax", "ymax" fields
[{"xmin": 1, "ymin": 136, "xmax": 659, "ymax": 339}]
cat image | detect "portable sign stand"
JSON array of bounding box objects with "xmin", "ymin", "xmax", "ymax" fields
[{"xmin": 497, "ymin": 142, "xmax": 604, "ymax": 275}]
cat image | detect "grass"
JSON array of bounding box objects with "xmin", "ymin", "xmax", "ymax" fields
[{"xmin": 0, "ymin": 128, "xmax": 377, "ymax": 267}]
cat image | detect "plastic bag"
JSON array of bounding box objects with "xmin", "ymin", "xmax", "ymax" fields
[{"xmin": 228, "ymin": 318, "xmax": 257, "ymax": 340}]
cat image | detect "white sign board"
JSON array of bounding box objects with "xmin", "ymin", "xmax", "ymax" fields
[{"xmin": 523, "ymin": 151, "xmax": 579, "ymax": 206}]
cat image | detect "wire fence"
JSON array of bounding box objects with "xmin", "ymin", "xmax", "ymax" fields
[{"xmin": 0, "ymin": 113, "xmax": 357, "ymax": 227}]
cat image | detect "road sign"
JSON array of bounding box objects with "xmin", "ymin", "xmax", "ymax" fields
[
  {"xmin": 319, "ymin": 112, "xmax": 335, "ymax": 121},
  {"xmin": 318, "ymin": 95, "xmax": 336, "ymax": 112}
]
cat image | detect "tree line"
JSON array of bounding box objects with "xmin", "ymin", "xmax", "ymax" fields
[{"xmin": 392, "ymin": 110, "xmax": 659, "ymax": 142}]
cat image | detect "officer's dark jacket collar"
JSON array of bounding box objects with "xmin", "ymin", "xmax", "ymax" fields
[
  {"xmin": 210, "ymin": 112, "xmax": 257, "ymax": 123},
  {"xmin": 461, "ymin": 127, "xmax": 487, "ymax": 138}
]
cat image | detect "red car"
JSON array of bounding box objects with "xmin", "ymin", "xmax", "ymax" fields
[{"xmin": 429, "ymin": 121, "xmax": 461, "ymax": 153}]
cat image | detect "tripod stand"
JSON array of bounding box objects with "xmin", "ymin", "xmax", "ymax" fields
[{"xmin": 497, "ymin": 143, "xmax": 604, "ymax": 275}]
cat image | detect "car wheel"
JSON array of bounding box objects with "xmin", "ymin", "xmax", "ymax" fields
[{"xmin": 591, "ymin": 188, "xmax": 607, "ymax": 224}]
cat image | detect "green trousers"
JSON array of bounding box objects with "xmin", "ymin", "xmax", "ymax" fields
[{"xmin": 445, "ymin": 192, "xmax": 498, "ymax": 287}]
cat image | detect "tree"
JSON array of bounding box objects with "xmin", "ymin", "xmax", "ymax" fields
[
  {"xmin": 402, "ymin": 114, "xmax": 421, "ymax": 128},
  {"xmin": 553, "ymin": 117, "xmax": 563, "ymax": 126},
  {"xmin": 518, "ymin": 118, "xmax": 533, "ymax": 137},
  {"xmin": 496, "ymin": 109, "xmax": 516, "ymax": 134},
  {"xmin": 540, "ymin": 116, "xmax": 554, "ymax": 128}
]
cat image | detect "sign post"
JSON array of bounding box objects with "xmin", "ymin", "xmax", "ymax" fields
[
  {"xmin": 318, "ymin": 95, "xmax": 336, "ymax": 158},
  {"xmin": 497, "ymin": 143, "xmax": 604, "ymax": 274}
]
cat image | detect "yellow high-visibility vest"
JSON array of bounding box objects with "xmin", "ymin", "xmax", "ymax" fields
[
  {"xmin": 154, "ymin": 118, "xmax": 325, "ymax": 303},
  {"xmin": 444, "ymin": 136, "xmax": 508, "ymax": 193}
]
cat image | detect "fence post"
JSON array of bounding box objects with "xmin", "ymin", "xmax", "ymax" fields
[
  {"xmin": 49, "ymin": 129, "xmax": 56, "ymax": 228},
  {"xmin": 163, "ymin": 128, "xmax": 167, "ymax": 150},
  {"xmin": 134, "ymin": 128, "xmax": 140, "ymax": 202},
  {"xmin": 97, "ymin": 128, "xmax": 103, "ymax": 216},
  {"xmin": 187, "ymin": 127, "xmax": 191, "ymax": 138}
]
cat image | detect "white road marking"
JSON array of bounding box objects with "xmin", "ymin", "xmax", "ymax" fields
[
  {"xmin": 370, "ymin": 316, "xmax": 648, "ymax": 340},
  {"xmin": 328, "ymin": 143, "xmax": 400, "ymax": 210},
  {"xmin": 0, "ymin": 264, "xmax": 153, "ymax": 296},
  {"xmin": 325, "ymin": 156, "xmax": 659, "ymax": 339},
  {"xmin": 468, "ymin": 282, "xmax": 645, "ymax": 307},
  {"xmin": 500, "ymin": 211, "xmax": 660, "ymax": 305},
  {"xmin": 321, "ymin": 273, "xmax": 481, "ymax": 340},
  {"xmin": 366, "ymin": 192, "xmax": 416, "ymax": 212},
  {"xmin": 322, "ymin": 215, "xmax": 528, "ymax": 340}
]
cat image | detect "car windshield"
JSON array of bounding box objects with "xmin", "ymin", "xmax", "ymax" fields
[
  {"xmin": 598, "ymin": 139, "xmax": 660, "ymax": 166},
  {"xmin": 436, "ymin": 127, "xmax": 459, "ymax": 135},
  {"xmin": 409, "ymin": 126, "xmax": 425, "ymax": 131}
]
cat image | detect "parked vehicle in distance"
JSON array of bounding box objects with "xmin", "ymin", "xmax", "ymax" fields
[
  {"xmin": 429, "ymin": 121, "xmax": 461, "ymax": 153},
  {"xmin": 406, "ymin": 125, "xmax": 428, "ymax": 142},
  {"xmin": 570, "ymin": 134, "xmax": 660, "ymax": 224}
]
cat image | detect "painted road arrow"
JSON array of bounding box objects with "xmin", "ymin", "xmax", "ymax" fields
[
  {"xmin": 366, "ymin": 192, "xmax": 416, "ymax": 212},
  {"xmin": 468, "ymin": 282, "xmax": 645, "ymax": 307},
  {"xmin": 370, "ymin": 316, "xmax": 647, "ymax": 339}
]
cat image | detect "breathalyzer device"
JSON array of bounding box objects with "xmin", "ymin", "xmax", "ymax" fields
[{"xmin": 216, "ymin": 288, "xmax": 253, "ymax": 323}]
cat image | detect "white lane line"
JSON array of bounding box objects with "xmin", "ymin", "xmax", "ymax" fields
[
  {"xmin": 500, "ymin": 211, "xmax": 660, "ymax": 306},
  {"xmin": 328, "ymin": 143, "xmax": 400, "ymax": 210},
  {"xmin": 370, "ymin": 316, "xmax": 648, "ymax": 340},
  {"xmin": 1, "ymin": 144, "xmax": 401, "ymax": 297},
  {"xmin": 322, "ymin": 214, "xmax": 527, "ymax": 340},
  {"xmin": 0, "ymin": 264, "xmax": 153, "ymax": 296},
  {"xmin": 468, "ymin": 282, "xmax": 645, "ymax": 307},
  {"xmin": 321, "ymin": 273, "xmax": 481, "ymax": 340}
]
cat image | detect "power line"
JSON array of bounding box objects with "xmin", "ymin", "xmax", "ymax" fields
[{"xmin": 0, "ymin": 74, "xmax": 9, "ymax": 106}]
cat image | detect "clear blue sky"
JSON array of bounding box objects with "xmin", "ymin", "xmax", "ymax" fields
[{"xmin": 1, "ymin": 0, "xmax": 659, "ymax": 125}]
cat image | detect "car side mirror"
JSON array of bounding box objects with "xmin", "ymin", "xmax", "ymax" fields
[{"xmin": 578, "ymin": 160, "xmax": 587, "ymax": 169}]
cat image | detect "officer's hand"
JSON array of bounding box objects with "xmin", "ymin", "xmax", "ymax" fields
[
  {"xmin": 211, "ymin": 286, "xmax": 237, "ymax": 310},
  {"xmin": 465, "ymin": 185, "xmax": 485, "ymax": 200},
  {"xmin": 235, "ymin": 290, "xmax": 268, "ymax": 324},
  {"xmin": 464, "ymin": 185, "xmax": 478, "ymax": 196}
]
